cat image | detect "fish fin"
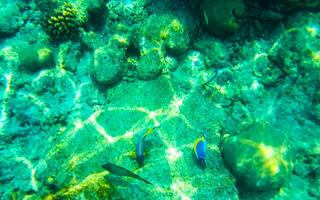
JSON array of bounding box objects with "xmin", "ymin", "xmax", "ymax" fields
[
  {"xmin": 199, "ymin": 158, "xmax": 206, "ymax": 169},
  {"xmin": 193, "ymin": 138, "xmax": 201, "ymax": 159},
  {"xmin": 137, "ymin": 155, "xmax": 144, "ymax": 166},
  {"xmin": 142, "ymin": 128, "xmax": 154, "ymax": 139}
]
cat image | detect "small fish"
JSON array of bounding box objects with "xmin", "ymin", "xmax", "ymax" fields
[
  {"xmin": 136, "ymin": 126, "xmax": 158, "ymax": 166},
  {"xmin": 193, "ymin": 132, "xmax": 207, "ymax": 168},
  {"xmin": 102, "ymin": 162, "xmax": 153, "ymax": 185}
]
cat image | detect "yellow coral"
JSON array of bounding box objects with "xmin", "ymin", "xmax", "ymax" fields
[
  {"xmin": 160, "ymin": 28, "xmax": 170, "ymax": 39},
  {"xmin": 170, "ymin": 19, "xmax": 183, "ymax": 32},
  {"xmin": 44, "ymin": 3, "xmax": 86, "ymax": 41},
  {"xmin": 44, "ymin": 171, "xmax": 112, "ymax": 199}
]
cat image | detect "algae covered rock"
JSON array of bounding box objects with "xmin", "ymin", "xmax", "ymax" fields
[
  {"xmin": 35, "ymin": 0, "xmax": 58, "ymax": 13},
  {"xmin": 125, "ymin": 13, "xmax": 190, "ymax": 81},
  {"xmin": 79, "ymin": 0, "xmax": 106, "ymax": 28},
  {"xmin": 90, "ymin": 45, "xmax": 125, "ymax": 86},
  {"xmin": 138, "ymin": 14, "xmax": 190, "ymax": 55},
  {"xmin": 221, "ymin": 121, "xmax": 294, "ymax": 191},
  {"xmin": 268, "ymin": 21, "xmax": 320, "ymax": 77},
  {"xmin": 257, "ymin": 0, "xmax": 320, "ymax": 13},
  {"xmin": 268, "ymin": 14, "xmax": 320, "ymax": 77},
  {"xmin": 0, "ymin": 1, "xmax": 23, "ymax": 36},
  {"xmin": 194, "ymin": 38, "xmax": 230, "ymax": 68},
  {"xmin": 201, "ymin": 0, "xmax": 245, "ymax": 37},
  {"xmin": 173, "ymin": 50, "xmax": 210, "ymax": 88},
  {"xmin": 136, "ymin": 43, "xmax": 165, "ymax": 80},
  {"xmin": 17, "ymin": 43, "xmax": 55, "ymax": 71},
  {"xmin": 80, "ymin": 0, "xmax": 105, "ymax": 16},
  {"xmin": 107, "ymin": 0, "xmax": 151, "ymax": 24},
  {"xmin": 252, "ymin": 53, "xmax": 283, "ymax": 86},
  {"xmin": 161, "ymin": 17, "xmax": 190, "ymax": 56}
]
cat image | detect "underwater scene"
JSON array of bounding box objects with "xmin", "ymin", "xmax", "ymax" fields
[{"xmin": 0, "ymin": 0, "xmax": 319, "ymax": 199}]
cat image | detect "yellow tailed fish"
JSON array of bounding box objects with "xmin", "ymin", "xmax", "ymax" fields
[
  {"xmin": 136, "ymin": 126, "xmax": 159, "ymax": 166},
  {"xmin": 193, "ymin": 132, "xmax": 207, "ymax": 169}
]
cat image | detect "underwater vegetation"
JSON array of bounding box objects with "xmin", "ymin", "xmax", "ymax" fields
[{"xmin": 0, "ymin": 0, "xmax": 320, "ymax": 199}]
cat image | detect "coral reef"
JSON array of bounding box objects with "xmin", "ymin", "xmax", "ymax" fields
[
  {"xmin": 43, "ymin": 3, "xmax": 87, "ymax": 41},
  {"xmin": 107, "ymin": 0, "xmax": 152, "ymax": 24},
  {"xmin": 0, "ymin": 0, "xmax": 320, "ymax": 199}
]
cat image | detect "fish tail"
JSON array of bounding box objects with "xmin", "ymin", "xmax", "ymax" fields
[
  {"xmin": 130, "ymin": 172, "xmax": 154, "ymax": 185},
  {"xmin": 199, "ymin": 158, "xmax": 206, "ymax": 169},
  {"xmin": 137, "ymin": 155, "xmax": 144, "ymax": 166},
  {"xmin": 139, "ymin": 177, "xmax": 154, "ymax": 185}
]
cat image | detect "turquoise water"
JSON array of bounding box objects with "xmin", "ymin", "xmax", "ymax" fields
[{"xmin": 0, "ymin": 0, "xmax": 319, "ymax": 199}]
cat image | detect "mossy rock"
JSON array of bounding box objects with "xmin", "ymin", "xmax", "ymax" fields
[
  {"xmin": 91, "ymin": 45, "xmax": 125, "ymax": 86},
  {"xmin": 193, "ymin": 38, "xmax": 230, "ymax": 68},
  {"xmin": 17, "ymin": 43, "xmax": 55, "ymax": 71},
  {"xmin": 221, "ymin": 121, "xmax": 294, "ymax": 191},
  {"xmin": 257, "ymin": 0, "xmax": 320, "ymax": 12},
  {"xmin": 268, "ymin": 24, "xmax": 320, "ymax": 76},
  {"xmin": 136, "ymin": 44, "xmax": 165, "ymax": 80},
  {"xmin": 138, "ymin": 14, "xmax": 190, "ymax": 55},
  {"xmin": 0, "ymin": 1, "xmax": 23, "ymax": 36}
]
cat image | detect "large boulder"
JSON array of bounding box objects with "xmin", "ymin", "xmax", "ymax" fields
[
  {"xmin": 17, "ymin": 43, "xmax": 55, "ymax": 71},
  {"xmin": 137, "ymin": 14, "xmax": 190, "ymax": 55},
  {"xmin": 136, "ymin": 43, "xmax": 165, "ymax": 80},
  {"xmin": 268, "ymin": 18, "xmax": 320, "ymax": 77},
  {"xmin": 0, "ymin": 1, "xmax": 23, "ymax": 36},
  {"xmin": 91, "ymin": 45, "xmax": 125, "ymax": 86},
  {"xmin": 221, "ymin": 121, "xmax": 294, "ymax": 191}
]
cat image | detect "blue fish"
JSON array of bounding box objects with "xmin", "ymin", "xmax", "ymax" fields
[
  {"xmin": 193, "ymin": 132, "xmax": 207, "ymax": 168},
  {"xmin": 136, "ymin": 126, "xmax": 158, "ymax": 166}
]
